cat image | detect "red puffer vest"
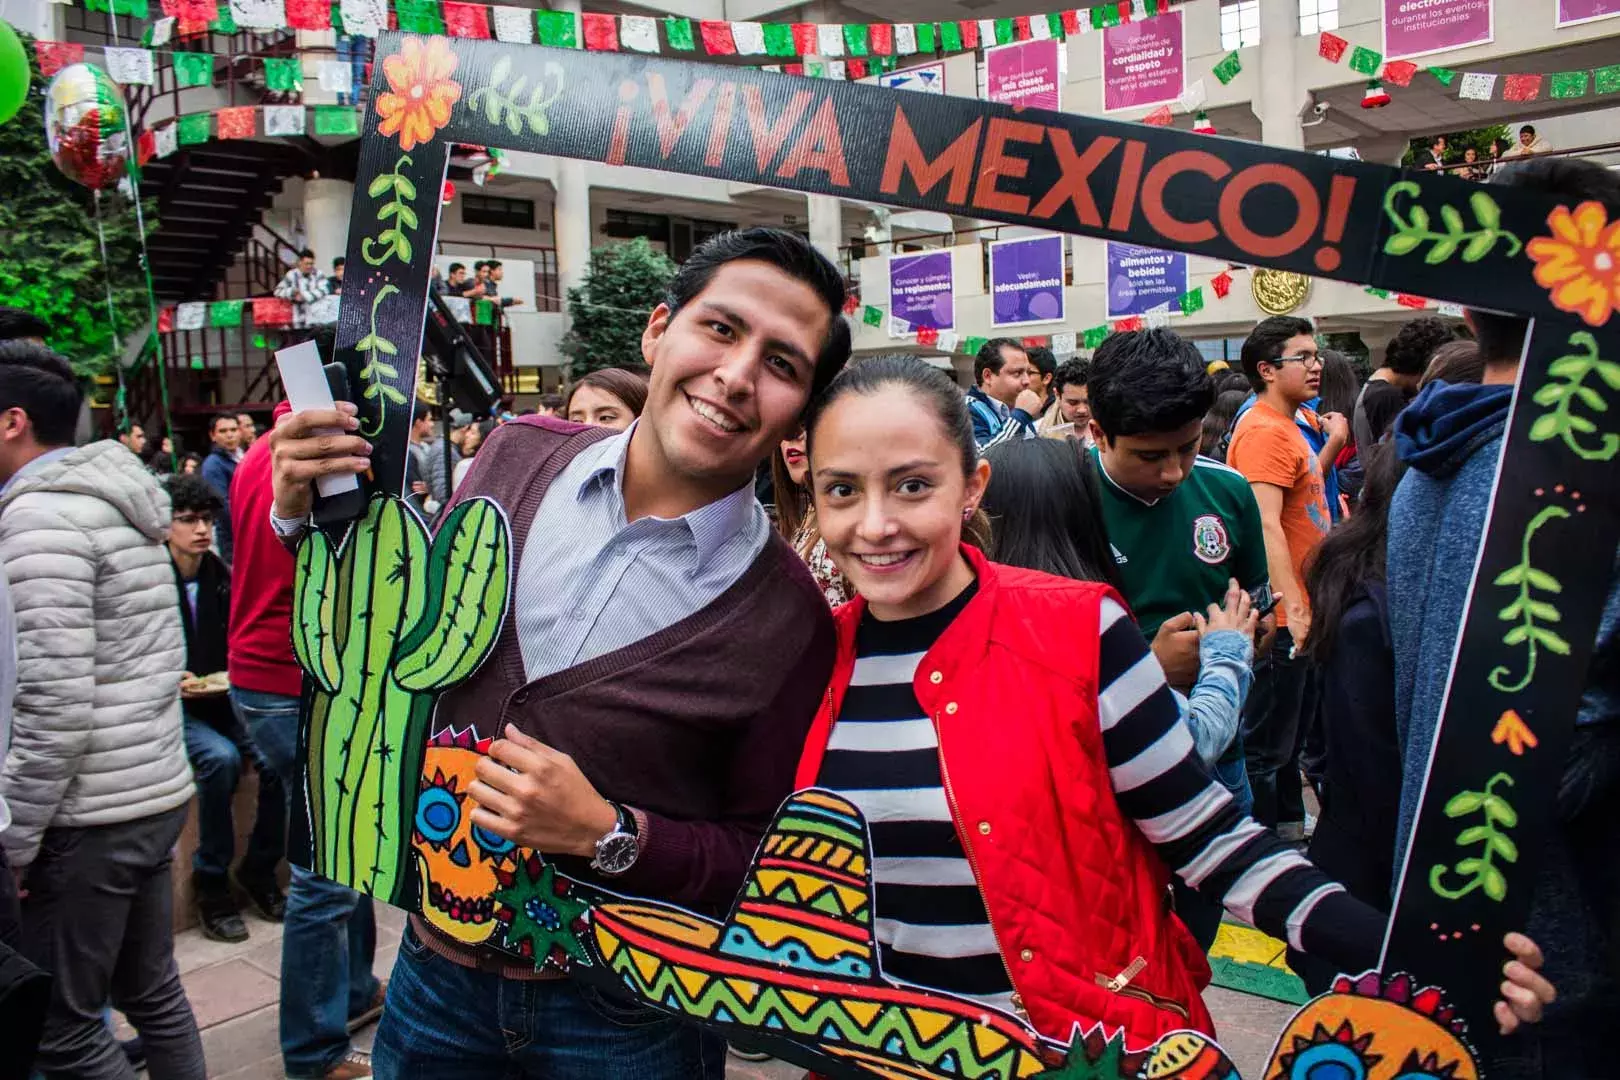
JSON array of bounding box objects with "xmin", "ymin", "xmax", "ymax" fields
[{"xmin": 795, "ymin": 547, "xmax": 1214, "ymax": 1050}]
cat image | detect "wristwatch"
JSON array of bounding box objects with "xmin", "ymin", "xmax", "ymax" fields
[{"xmin": 591, "ymin": 802, "xmax": 641, "ymax": 876}]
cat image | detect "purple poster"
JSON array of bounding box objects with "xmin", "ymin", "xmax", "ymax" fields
[
  {"xmin": 989, "ymin": 235, "xmax": 1066, "ymax": 328},
  {"xmin": 1383, "ymin": 0, "xmax": 1493, "ymax": 61},
  {"xmin": 888, "ymin": 251, "xmax": 954, "ymax": 334},
  {"xmin": 1106, "ymin": 242, "xmax": 1186, "ymax": 319},
  {"xmin": 1558, "ymin": 0, "xmax": 1620, "ymax": 26},
  {"xmin": 984, "ymin": 39, "xmax": 1060, "ymax": 112},
  {"xmin": 1102, "ymin": 9, "xmax": 1184, "ymax": 112}
]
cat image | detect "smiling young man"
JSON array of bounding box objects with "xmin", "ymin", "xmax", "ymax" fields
[
  {"xmin": 266, "ymin": 228, "xmax": 847, "ymax": 1078},
  {"xmin": 1228, "ymin": 316, "xmax": 1337, "ymax": 837}
]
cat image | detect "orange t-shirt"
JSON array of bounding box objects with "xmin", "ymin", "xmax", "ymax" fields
[{"xmin": 1227, "ymin": 399, "xmax": 1331, "ymax": 627}]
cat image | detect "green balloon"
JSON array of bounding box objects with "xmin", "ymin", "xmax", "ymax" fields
[{"xmin": 0, "ymin": 20, "xmax": 27, "ymax": 127}]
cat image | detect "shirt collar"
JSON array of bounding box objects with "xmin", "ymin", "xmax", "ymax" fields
[
  {"xmin": 1091, "ymin": 445, "xmax": 1162, "ymax": 508},
  {"xmin": 573, "ymin": 421, "xmax": 757, "ymax": 567},
  {"xmin": 968, "ymin": 386, "xmax": 1011, "ymax": 420}
]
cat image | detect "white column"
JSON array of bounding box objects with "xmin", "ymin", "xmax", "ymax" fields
[
  {"xmin": 1256, "ymin": 0, "xmax": 1304, "ymax": 150},
  {"xmin": 551, "ymin": 0, "xmax": 591, "ymax": 303},
  {"xmin": 808, "ymin": 195, "xmax": 842, "ymax": 266},
  {"xmin": 304, "ymin": 178, "xmax": 354, "ymax": 269}
]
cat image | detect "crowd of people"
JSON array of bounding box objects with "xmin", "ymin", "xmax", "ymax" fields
[
  {"xmin": 0, "ymin": 156, "xmax": 1614, "ymax": 1080},
  {"xmin": 1420, "ymin": 124, "xmax": 1555, "ymax": 179}
]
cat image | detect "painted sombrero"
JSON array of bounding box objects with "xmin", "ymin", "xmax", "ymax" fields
[{"xmin": 590, "ymin": 790, "xmax": 1052, "ymax": 1080}]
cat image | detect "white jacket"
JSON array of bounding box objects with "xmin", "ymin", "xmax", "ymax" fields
[{"xmin": 0, "ymin": 441, "xmax": 193, "ymax": 866}]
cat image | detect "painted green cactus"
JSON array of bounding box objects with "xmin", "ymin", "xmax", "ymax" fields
[{"xmin": 293, "ymin": 494, "xmax": 511, "ymax": 902}]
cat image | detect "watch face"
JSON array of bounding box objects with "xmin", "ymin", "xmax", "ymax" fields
[{"xmin": 594, "ymin": 832, "xmax": 639, "ymax": 875}]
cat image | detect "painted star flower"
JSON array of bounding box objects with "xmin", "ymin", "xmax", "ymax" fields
[
  {"xmin": 1526, "ymin": 201, "xmax": 1620, "ymax": 328},
  {"xmin": 375, "ymin": 36, "xmax": 462, "ymax": 152}
]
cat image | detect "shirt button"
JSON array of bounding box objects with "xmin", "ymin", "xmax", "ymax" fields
[
  {"xmin": 977, "ymin": 821, "xmax": 991, "ymax": 835},
  {"xmin": 945, "ymin": 702, "xmax": 958, "ymax": 715},
  {"xmin": 1020, "ymin": 948, "xmax": 1034, "ymax": 963},
  {"xmin": 929, "ymin": 671, "xmax": 943, "ymax": 684}
]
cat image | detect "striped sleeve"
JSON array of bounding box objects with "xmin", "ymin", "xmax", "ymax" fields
[{"xmin": 1096, "ymin": 598, "xmax": 1385, "ymax": 973}]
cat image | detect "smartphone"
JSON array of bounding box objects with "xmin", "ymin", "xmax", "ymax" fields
[
  {"xmin": 1247, "ymin": 582, "xmax": 1279, "ymax": 620},
  {"xmin": 312, "ymin": 361, "xmax": 367, "ymax": 528}
]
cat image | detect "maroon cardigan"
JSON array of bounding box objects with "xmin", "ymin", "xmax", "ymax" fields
[{"xmin": 419, "ymin": 417, "xmax": 837, "ymax": 974}]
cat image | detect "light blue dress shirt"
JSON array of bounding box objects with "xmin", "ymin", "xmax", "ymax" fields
[{"xmin": 514, "ymin": 423, "xmax": 770, "ymax": 681}]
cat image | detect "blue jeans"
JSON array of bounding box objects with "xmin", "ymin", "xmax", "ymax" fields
[
  {"xmin": 182, "ymin": 708, "xmax": 284, "ymax": 883},
  {"xmin": 373, "ymin": 923, "xmax": 726, "ymax": 1079},
  {"xmin": 231, "ymin": 688, "xmax": 380, "ymax": 1078}
]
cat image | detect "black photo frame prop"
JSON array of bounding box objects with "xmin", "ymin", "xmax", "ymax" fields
[{"xmin": 303, "ymin": 31, "xmax": 1620, "ymax": 1076}]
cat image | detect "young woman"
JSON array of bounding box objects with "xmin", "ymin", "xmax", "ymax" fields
[
  {"xmin": 563, "ymin": 366, "xmax": 648, "ymax": 432},
  {"xmin": 794, "ymin": 355, "xmax": 1553, "ymax": 1048},
  {"xmin": 1200, "ymin": 388, "xmax": 1247, "ymax": 462},
  {"xmin": 770, "ymin": 426, "xmax": 849, "ymax": 606},
  {"xmin": 1291, "ymin": 442, "xmax": 1405, "ymax": 995}
]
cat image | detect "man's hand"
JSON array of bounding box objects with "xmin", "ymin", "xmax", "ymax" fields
[
  {"xmin": 1255, "ymin": 609, "xmax": 1279, "ymax": 659},
  {"xmin": 1496, "ymin": 933, "xmax": 1556, "ymax": 1035},
  {"xmin": 468, "ymin": 725, "xmax": 619, "ymax": 858},
  {"xmin": 268, "ymin": 403, "xmax": 371, "ymax": 521},
  {"xmin": 1285, "ymin": 606, "xmax": 1312, "ymax": 653},
  {"xmin": 1320, "ymin": 410, "xmax": 1350, "ymax": 448},
  {"xmin": 1013, "ymin": 389, "xmax": 1044, "ymax": 416},
  {"xmin": 1151, "ymin": 612, "xmax": 1201, "ymax": 691}
]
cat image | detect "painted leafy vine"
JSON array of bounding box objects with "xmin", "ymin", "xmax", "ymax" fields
[
  {"xmin": 1382, "ymin": 181, "xmax": 1522, "ymax": 264},
  {"xmin": 1529, "ymin": 330, "xmax": 1620, "ymax": 462},
  {"xmin": 1429, "ymin": 773, "xmax": 1518, "ymax": 902},
  {"xmin": 361, "ymin": 155, "xmax": 419, "ymax": 267},
  {"xmin": 466, "ymin": 56, "xmax": 565, "ymax": 137},
  {"xmin": 355, "ymin": 284, "xmax": 407, "ymax": 437},
  {"xmin": 1488, "ymin": 505, "xmax": 1571, "ymax": 694}
]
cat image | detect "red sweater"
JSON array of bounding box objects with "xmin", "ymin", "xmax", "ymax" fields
[{"xmin": 227, "ymin": 401, "xmax": 301, "ymax": 697}]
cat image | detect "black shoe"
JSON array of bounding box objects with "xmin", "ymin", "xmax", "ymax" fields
[
  {"xmin": 196, "ymin": 879, "xmax": 249, "ymax": 943},
  {"xmin": 232, "ymin": 865, "xmax": 287, "ymax": 922}
]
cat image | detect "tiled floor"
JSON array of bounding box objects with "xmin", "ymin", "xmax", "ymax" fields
[{"xmin": 147, "ymin": 904, "xmax": 1293, "ymax": 1079}]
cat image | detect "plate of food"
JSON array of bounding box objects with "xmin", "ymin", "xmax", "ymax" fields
[{"xmin": 181, "ymin": 671, "xmax": 230, "ymax": 697}]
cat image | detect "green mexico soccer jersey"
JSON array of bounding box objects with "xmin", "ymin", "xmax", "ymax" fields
[{"xmin": 1090, "ymin": 447, "xmax": 1270, "ymax": 640}]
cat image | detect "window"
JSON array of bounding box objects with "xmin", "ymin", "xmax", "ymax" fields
[
  {"xmin": 1220, "ymin": 1, "xmax": 1260, "ymax": 50},
  {"xmin": 1299, "ymin": 0, "xmax": 1339, "ymax": 36},
  {"xmin": 461, "ymin": 194, "xmax": 535, "ymax": 230}
]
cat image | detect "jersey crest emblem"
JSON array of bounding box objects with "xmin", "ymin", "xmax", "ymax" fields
[{"xmin": 1192, "ymin": 514, "xmax": 1230, "ymax": 565}]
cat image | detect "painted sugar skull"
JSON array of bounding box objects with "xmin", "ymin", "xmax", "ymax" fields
[
  {"xmin": 1264, "ymin": 972, "xmax": 1477, "ymax": 1080},
  {"xmin": 412, "ymin": 727, "xmax": 520, "ymax": 944}
]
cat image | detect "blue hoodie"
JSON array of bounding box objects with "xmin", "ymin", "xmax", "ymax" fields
[{"xmin": 1388, "ymin": 380, "xmax": 1620, "ymax": 1062}]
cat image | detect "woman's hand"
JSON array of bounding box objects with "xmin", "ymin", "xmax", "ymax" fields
[
  {"xmin": 1496, "ymin": 932, "xmax": 1556, "ymax": 1035},
  {"xmin": 1193, "ymin": 578, "xmax": 1259, "ymax": 639},
  {"xmin": 467, "ymin": 725, "xmax": 619, "ymax": 858}
]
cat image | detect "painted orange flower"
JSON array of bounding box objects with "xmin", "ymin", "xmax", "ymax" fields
[
  {"xmin": 1490, "ymin": 709, "xmax": 1539, "ymax": 757},
  {"xmin": 375, "ymin": 36, "xmax": 462, "ymax": 152},
  {"xmin": 1526, "ymin": 201, "xmax": 1620, "ymax": 328}
]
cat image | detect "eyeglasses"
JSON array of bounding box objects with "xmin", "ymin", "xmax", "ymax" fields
[
  {"xmin": 1270, "ymin": 352, "xmax": 1323, "ymax": 369},
  {"xmin": 173, "ymin": 513, "xmax": 214, "ymax": 526}
]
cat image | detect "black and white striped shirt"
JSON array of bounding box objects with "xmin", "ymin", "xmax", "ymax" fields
[
  {"xmin": 816, "ymin": 581, "xmax": 1015, "ymax": 1008},
  {"xmin": 818, "ymin": 580, "xmax": 1382, "ymax": 1006}
]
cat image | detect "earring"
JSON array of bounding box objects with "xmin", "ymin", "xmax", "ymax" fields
[{"xmin": 962, "ymin": 507, "xmax": 974, "ymax": 522}]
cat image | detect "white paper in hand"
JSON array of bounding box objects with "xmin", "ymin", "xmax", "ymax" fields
[{"xmin": 274, "ymin": 339, "xmax": 361, "ymax": 499}]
